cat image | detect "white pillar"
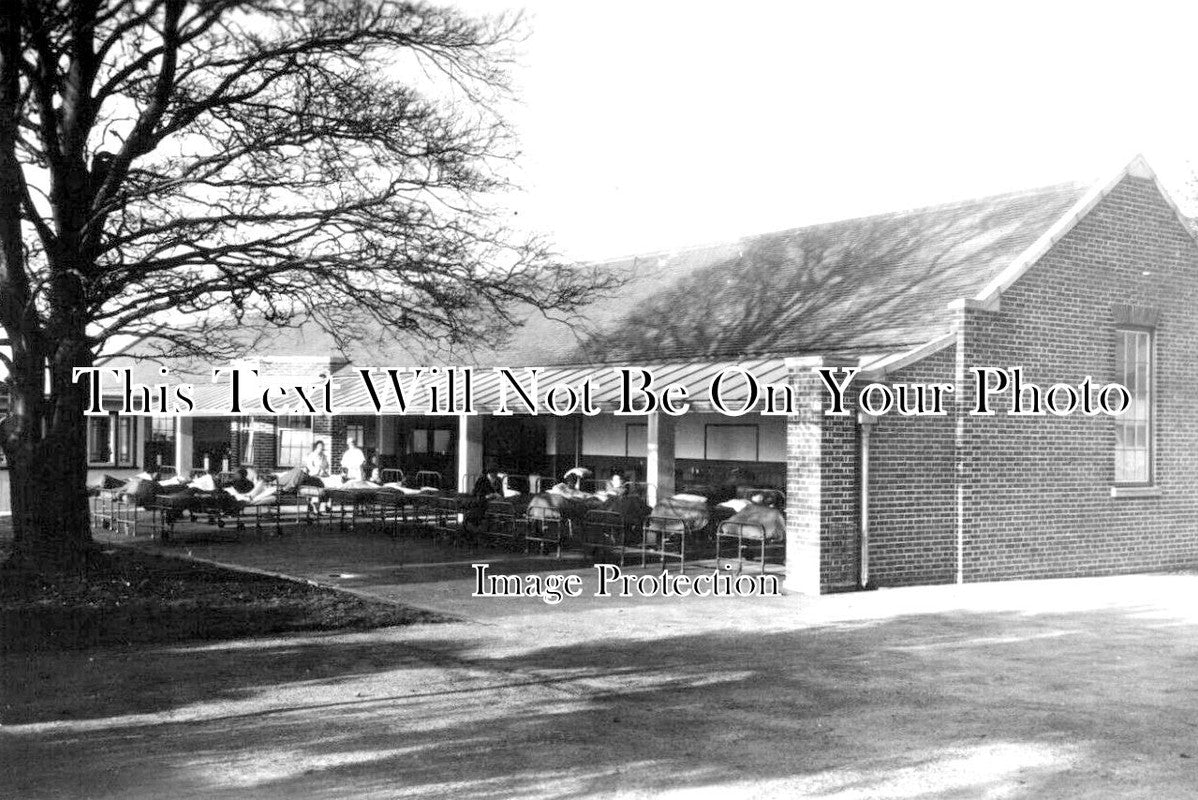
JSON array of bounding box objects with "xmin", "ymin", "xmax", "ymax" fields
[
  {"xmin": 458, "ymin": 413, "xmax": 484, "ymax": 493},
  {"xmin": 544, "ymin": 417, "xmax": 558, "ymax": 486},
  {"xmin": 135, "ymin": 416, "xmax": 149, "ymax": 469},
  {"xmin": 646, "ymin": 411, "xmax": 676, "ymax": 507},
  {"xmin": 175, "ymin": 416, "xmax": 194, "ymax": 475}
]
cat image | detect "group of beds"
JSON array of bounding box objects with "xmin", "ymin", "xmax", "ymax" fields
[
  {"xmin": 89, "ymin": 469, "xmax": 289, "ymax": 539},
  {"xmin": 88, "ymin": 467, "xmax": 787, "ymax": 573}
]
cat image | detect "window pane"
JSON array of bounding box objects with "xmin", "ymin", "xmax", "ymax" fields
[
  {"xmin": 276, "ymin": 416, "xmax": 313, "ymax": 467},
  {"xmin": 117, "ymin": 417, "xmax": 135, "ymax": 466},
  {"xmin": 88, "ymin": 416, "xmax": 112, "ymax": 463},
  {"xmin": 1114, "ymin": 329, "xmax": 1151, "ymax": 483}
]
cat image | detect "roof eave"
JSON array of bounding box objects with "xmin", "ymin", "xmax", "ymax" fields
[{"xmin": 971, "ymin": 154, "xmax": 1198, "ymax": 307}]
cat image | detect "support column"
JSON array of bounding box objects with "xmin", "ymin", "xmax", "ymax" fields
[
  {"xmin": 545, "ymin": 417, "xmax": 557, "ymax": 483},
  {"xmin": 458, "ymin": 413, "xmax": 484, "ymax": 492},
  {"xmin": 134, "ymin": 417, "xmax": 149, "ymax": 469},
  {"xmin": 784, "ymin": 357, "xmax": 826, "ymax": 595},
  {"xmin": 545, "ymin": 417, "xmax": 580, "ymax": 482},
  {"xmin": 646, "ymin": 411, "xmax": 676, "ymax": 507},
  {"xmin": 176, "ymin": 416, "xmax": 194, "ymax": 474},
  {"xmin": 378, "ymin": 416, "xmax": 398, "ymax": 456}
]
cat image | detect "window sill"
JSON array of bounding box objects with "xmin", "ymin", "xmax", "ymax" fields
[{"xmin": 1110, "ymin": 485, "xmax": 1162, "ymax": 499}]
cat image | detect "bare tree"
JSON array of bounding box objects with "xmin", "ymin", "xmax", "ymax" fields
[{"xmin": 0, "ymin": 0, "xmax": 612, "ymax": 569}]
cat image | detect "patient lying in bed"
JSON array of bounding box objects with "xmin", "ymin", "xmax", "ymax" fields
[
  {"xmin": 548, "ymin": 472, "xmax": 592, "ymax": 501},
  {"xmin": 224, "ymin": 474, "xmax": 279, "ymax": 505}
]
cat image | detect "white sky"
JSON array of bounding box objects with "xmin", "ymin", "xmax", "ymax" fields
[{"xmin": 456, "ymin": 0, "xmax": 1198, "ymax": 261}]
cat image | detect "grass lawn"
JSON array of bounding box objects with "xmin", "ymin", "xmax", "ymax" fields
[{"xmin": 0, "ymin": 539, "xmax": 449, "ymax": 652}]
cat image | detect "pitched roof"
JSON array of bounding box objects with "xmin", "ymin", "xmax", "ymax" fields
[
  {"xmin": 106, "ymin": 171, "xmax": 1135, "ymax": 378},
  {"xmin": 549, "ymin": 181, "xmax": 1091, "ymax": 364}
]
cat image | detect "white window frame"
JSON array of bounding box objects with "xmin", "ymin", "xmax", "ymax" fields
[
  {"xmin": 1114, "ymin": 327, "xmax": 1153, "ymax": 486},
  {"xmin": 276, "ymin": 416, "xmax": 314, "ymax": 468}
]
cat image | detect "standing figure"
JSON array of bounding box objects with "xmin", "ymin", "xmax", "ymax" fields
[{"xmin": 341, "ymin": 436, "xmax": 366, "ymax": 482}]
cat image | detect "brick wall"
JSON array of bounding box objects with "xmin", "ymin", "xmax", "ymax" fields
[
  {"xmin": 230, "ymin": 417, "xmax": 278, "ymax": 472},
  {"xmin": 953, "ymin": 175, "xmax": 1198, "ymax": 581},
  {"xmin": 821, "ymin": 411, "xmax": 860, "ymax": 590},
  {"xmin": 804, "ymin": 174, "xmax": 1198, "ymax": 592},
  {"xmin": 867, "ymin": 345, "xmax": 959, "ymax": 586},
  {"xmin": 785, "ymin": 363, "xmax": 863, "ymax": 593},
  {"xmin": 785, "ymin": 365, "xmax": 826, "ymax": 594}
]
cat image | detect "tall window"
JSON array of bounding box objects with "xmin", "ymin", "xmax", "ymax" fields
[
  {"xmin": 88, "ymin": 415, "xmax": 112, "ymax": 463},
  {"xmin": 116, "ymin": 417, "xmax": 136, "ymax": 466},
  {"xmin": 235, "ymin": 418, "xmax": 254, "ymax": 466},
  {"xmin": 276, "ymin": 416, "xmax": 313, "ymax": 468},
  {"xmin": 408, "ymin": 428, "xmax": 452, "ymax": 455},
  {"xmin": 1115, "ymin": 329, "xmax": 1152, "ymax": 484},
  {"xmin": 345, "ymin": 423, "xmax": 366, "ymax": 447},
  {"xmin": 150, "ymin": 416, "xmax": 175, "ymax": 442},
  {"xmin": 145, "ymin": 416, "xmax": 176, "ymax": 469}
]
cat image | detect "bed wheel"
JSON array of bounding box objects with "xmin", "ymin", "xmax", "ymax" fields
[
  {"xmin": 215, "ymin": 519, "xmax": 225, "ymax": 529},
  {"xmin": 236, "ymin": 522, "xmax": 246, "ymax": 532}
]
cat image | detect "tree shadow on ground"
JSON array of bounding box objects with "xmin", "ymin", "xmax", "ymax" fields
[{"xmin": 3, "ymin": 598, "xmax": 1197, "ymax": 799}]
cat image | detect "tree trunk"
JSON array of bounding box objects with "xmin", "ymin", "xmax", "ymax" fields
[{"xmin": 5, "ymin": 348, "xmax": 96, "ymax": 572}]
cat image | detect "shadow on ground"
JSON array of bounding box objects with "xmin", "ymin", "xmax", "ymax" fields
[{"xmin": 3, "ymin": 594, "xmax": 1198, "ymax": 799}]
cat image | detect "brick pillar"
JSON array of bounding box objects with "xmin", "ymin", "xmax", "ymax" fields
[
  {"xmin": 948, "ymin": 298, "xmax": 999, "ymax": 585},
  {"xmin": 378, "ymin": 415, "xmax": 397, "ymax": 456},
  {"xmin": 646, "ymin": 411, "xmax": 676, "ymax": 507},
  {"xmin": 329, "ymin": 416, "xmax": 348, "ymax": 470},
  {"xmin": 250, "ymin": 417, "xmax": 276, "ymax": 471},
  {"xmin": 785, "ymin": 358, "xmax": 825, "ymax": 595}
]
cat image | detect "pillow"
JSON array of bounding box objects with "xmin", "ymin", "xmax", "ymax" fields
[
  {"xmin": 189, "ymin": 474, "xmax": 217, "ymax": 492},
  {"xmin": 718, "ymin": 498, "xmax": 751, "ymax": 513},
  {"xmin": 321, "ymin": 475, "xmax": 344, "ymax": 488},
  {"xmin": 671, "ymin": 493, "xmax": 709, "ymax": 504}
]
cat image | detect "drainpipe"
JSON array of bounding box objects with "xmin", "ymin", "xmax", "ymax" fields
[{"xmin": 857, "ymin": 411, "xmax": 877, "ymax": 589}]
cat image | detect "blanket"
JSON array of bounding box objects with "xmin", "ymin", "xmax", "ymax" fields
[{"xmin": 719, "ymin": 504, "xmax": 786, "ymax": 542}]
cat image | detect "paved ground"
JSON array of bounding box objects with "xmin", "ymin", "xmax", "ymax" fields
[{"xmin": 3, "ymin": 523, "xmax": 1198, "ymax": 798}]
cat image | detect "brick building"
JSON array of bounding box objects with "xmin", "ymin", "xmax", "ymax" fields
[{"xmin": 88, "ymin": 155, "xmax": 1198, "ymax": 592}]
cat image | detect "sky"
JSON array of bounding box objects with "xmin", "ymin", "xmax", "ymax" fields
[{"xmin": 456, "ymin": 0, "xmax": 1198, "ymax": 262}]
